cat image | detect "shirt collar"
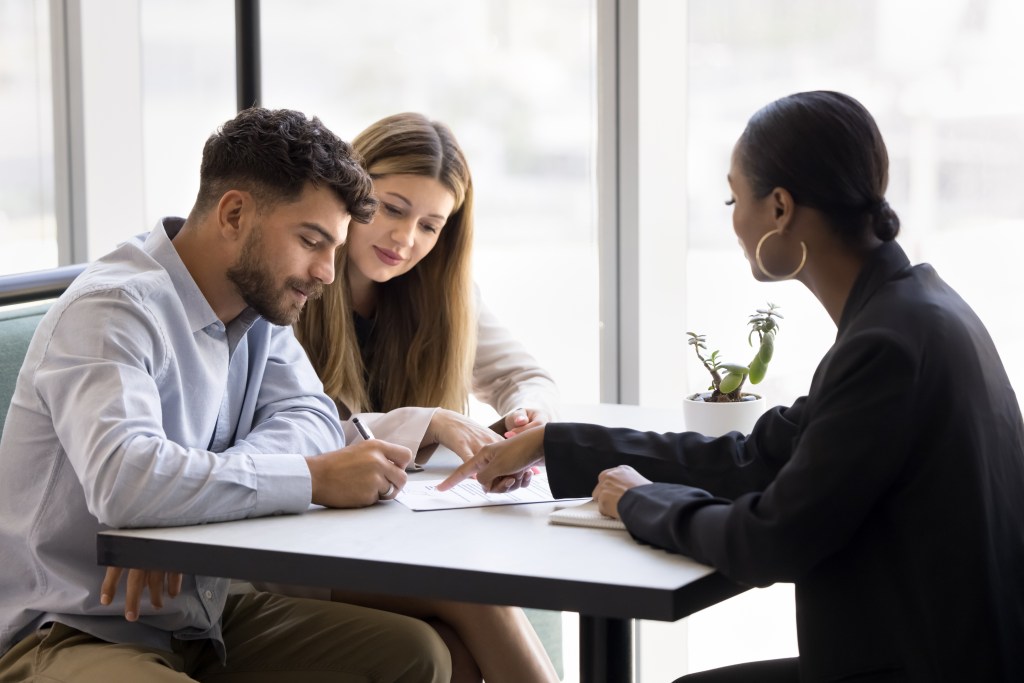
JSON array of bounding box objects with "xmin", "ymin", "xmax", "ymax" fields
[
  {"xmin": 837, "ymin": 239, "xmax": 913, "ymax": 335},
  {"xmin": 144, "ymin": 217, "xmax": 260, "ymax": 338}
]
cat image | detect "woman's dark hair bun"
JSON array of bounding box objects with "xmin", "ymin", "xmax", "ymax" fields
[{"xmin": 871, "ymin": 199, "xmax": 900, "ymax": 241}]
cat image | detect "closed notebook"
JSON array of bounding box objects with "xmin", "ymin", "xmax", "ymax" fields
[{"xmin": 548, "ymin": 499, "xmax": 627, "ymax": 531}]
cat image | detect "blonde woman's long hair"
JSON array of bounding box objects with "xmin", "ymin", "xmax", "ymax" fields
[{"xmin": 295, "ymin": 113, "xmax": 476, "ymax": 415}]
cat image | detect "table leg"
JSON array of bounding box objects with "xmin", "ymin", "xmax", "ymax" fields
[{"xmin": 580, "ymin": 615, "xmax": 633, "ymax": 682}]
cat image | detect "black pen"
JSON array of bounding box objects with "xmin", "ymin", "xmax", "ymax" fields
[
  {"xmin": 353, "ymin": 417, "xmax": 396, "ymax": 500},
  {"xmin": 352, "ymin": 416, "xmax": 374, "ymax": 441},
  {"xmin": 352, "ymin": 416, "xmax": 423, "ymax": 472}
]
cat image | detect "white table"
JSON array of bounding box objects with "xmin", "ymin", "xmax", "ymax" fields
[{"xmin": 97, "ymin": 403, "xmax": 745, "ymax": 682}]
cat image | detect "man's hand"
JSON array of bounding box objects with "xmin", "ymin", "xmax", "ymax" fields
[
  {"xmin": 438, "ymin": 425, "xmax": 546, "ymax": 493},
  {"xmin": 306, "ymin": 439, "xmax": 413, "ymax": 508},
  {"xmin": 500, "ymin": 407, "xmax": 553, "ymax": 438},
  {"xmin": 100, "ymin": 566, "xmax": 182, "ymax": 621},
  {"xmin": 592, "ymin": 465, "xmax": 652, "ymax": 520},
  {"xmin": 425, "ymin": 409, "xmax": 503, "ymax": 463}
]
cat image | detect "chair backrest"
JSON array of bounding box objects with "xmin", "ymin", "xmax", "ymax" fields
[
  {"xmin": 0, "ymin": 264, "xmax": 85, "ymax": 437},
  {"xmin": 0, "ymin": 304, "xmax": 50, "ymax": 436}
]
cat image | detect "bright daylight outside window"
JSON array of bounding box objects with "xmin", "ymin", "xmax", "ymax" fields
[
  {"xmin": 0, "ymin": 0, "xmax": 56, "ymax": 275},
  {"xmin": 257, "ymin": 0, "xmax": 600, "ymax": 410},
  {"xmin": 140, "ymin": 0, "xmax": 236, "ymax": 228},
  {"xmin": 687, "ymin": 0, "xmax": 1024, "ymax": 417}
]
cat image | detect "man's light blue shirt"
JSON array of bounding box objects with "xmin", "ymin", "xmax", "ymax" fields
[{"xmin": 0, "ymin": 218, "xmax": 344, "ymax": 658}]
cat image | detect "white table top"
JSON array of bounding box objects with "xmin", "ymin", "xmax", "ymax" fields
[{"xmin": 97, "ymin": 403, "xmax": 742, "ymax": 621}]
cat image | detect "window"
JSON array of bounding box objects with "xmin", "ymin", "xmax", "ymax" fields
[
  {"xmin": 139, "ymin": 0, "xmax": 236, "ymax": 223},
  {"xmin": 258, "ymin": 0, "xmax": 601, "ymax": 407},
  {"xmin": 685, "ymin": 0, "xmax": 1024, "ymax": 412},
  {"xmin": 0, "ymin": 0, "xmax": 57, "ymax": 274}
]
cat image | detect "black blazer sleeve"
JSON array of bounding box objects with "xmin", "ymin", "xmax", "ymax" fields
[
  {"xmin": 546, "ymin": 331, "xmax": 919, "ymax": 588},
  {"xmin": 545, "ymin": 397, "xmax": 805, "ymax": 499}
]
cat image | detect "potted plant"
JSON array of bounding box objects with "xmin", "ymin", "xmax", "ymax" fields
[{"xmin": 683, "ymin": 303, "xmax": 782, "ymax": 436}]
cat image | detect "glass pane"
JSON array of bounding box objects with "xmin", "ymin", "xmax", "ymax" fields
[
  {"xmin": 139, "ymin": 0, "xmax": 236, "ymax": 223},
  {"xmin": 687, "ymin": 0, "xmax": 1024, "ymax": 410},
  {"xmin": 260, "ymin": 0, "xmax": 600, "ymax": 407},
  {"xmin": 0, "ymin": 0, "xmax": 57, "ymax": 275}
]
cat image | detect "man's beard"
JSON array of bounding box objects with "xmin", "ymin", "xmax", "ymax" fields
[{"xmin": 226, "ymin": 227, "xmax": 323, "ymax": 326}]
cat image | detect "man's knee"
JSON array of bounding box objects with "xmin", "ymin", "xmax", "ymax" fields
[
  {"xmin": 291, "ymin": 601, "xmax": 453, "ymax": 683},
  {"xmin": 385, "ymin": 614, "xmax": 452, "ymax": 683}
]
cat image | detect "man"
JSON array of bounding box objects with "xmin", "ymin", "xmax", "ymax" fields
[{"xmin": 0, "ymin": 108, "xmax": 450, "ymax": 682}]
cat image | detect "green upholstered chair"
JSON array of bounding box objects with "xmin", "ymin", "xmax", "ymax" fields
[
  {"xmin": 0, "ymin": 264, "xmax": 85, "ymax": 436},
  {"xmin": 0, "ymin": 303, "xmax": 50, "ymax": 438}
]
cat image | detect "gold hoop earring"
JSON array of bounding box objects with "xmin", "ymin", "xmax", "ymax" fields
[{"xmin": 755, "ymin": 229, "xmax": 807, "ymax": 280}]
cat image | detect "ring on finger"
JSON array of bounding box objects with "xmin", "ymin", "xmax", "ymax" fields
[{"xmin": 379, "ymin": 482, "xmax": 396, "ymax": 500}]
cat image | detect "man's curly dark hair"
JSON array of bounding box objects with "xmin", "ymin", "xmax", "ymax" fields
[{"xmin": 192, "ymin": 108, "xmax": 377, "ymax": 223}]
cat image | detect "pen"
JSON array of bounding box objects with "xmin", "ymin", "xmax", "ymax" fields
[
  {"xmin": 352, "ymin": 416, "xmax": 424, "ymax": 472},
  {"xmin": 352, "ymin": 416, "xmax": 375, "ymax": 441},
  {"xmin": 352, "ymin": 416, "xmax": 395, "ymax": 500}
]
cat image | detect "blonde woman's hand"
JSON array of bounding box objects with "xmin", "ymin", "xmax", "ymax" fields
[
  {"xmin": 426, "ymin": 409, "xmax": 503, "ymax": 463},
  {"xmin": 592, "ymin": 465, "xmax": 652, "ymax": 520},
  {"xmin": 501, "ymin": 407, "xmax": 554, "ymax": 438}
]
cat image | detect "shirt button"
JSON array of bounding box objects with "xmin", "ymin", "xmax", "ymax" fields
[{"xmin": 204, "ymin": 590, "xmax": 213, "ymax": 599}]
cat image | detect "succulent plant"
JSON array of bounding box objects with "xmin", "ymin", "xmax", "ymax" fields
[{"xmin": 686, "ymin": 303, "xmax": 782, "ymax": 402}]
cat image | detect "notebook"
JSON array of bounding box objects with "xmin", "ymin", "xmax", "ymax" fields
[{"xmin": 548, "ymin": 499, "xmax": 627, "ymax": 531}]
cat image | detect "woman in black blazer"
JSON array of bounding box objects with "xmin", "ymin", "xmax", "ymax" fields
[{"xmin": 441, "ymin": 91, "xmax": 1024, "ymax": 682}]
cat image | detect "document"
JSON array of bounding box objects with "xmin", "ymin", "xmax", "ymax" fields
[
  {"xmin": 396, "ymin": 469, "xmax": 586, "ymax": 511},
  {"xmin": 548, "ymin": 499, "xmax": 627, "ymax": 531}
]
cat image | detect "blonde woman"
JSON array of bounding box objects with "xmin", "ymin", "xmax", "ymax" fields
[
  {"xmin": 289, "ymin": 113, "xmax": 560, "ymax": 683},
  {"xmin": 296, "ymin": 112, "xmax": 558, "ymax": 462}
]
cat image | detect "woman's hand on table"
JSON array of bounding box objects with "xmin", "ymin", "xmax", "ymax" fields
[
  {"xmin": 100, "ymin": 566, "xmax": 182, "ymax": 621},
  {"xmin": 425, "ymin": 408, "xmax": 503, "ymax": 463},
  {"xmin": 438, "ymin": 425, "xmax": 547, "ymax": 493},
  {"xmin": 500, "ymin": 407, "xmax": 553, "ymax": 438},
  {"xmin": 593, "ymin": 465, "xmax": 652, "ymax": 520}
]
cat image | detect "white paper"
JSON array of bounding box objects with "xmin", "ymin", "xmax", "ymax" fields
[{"xmin": 396, "ymin": 469, "xmax": 585, "ymax": 511}]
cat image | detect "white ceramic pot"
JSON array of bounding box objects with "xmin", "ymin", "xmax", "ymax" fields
[{"xmin": 683, "ymin": 391, "xmax": 766, "ymax": 437}]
